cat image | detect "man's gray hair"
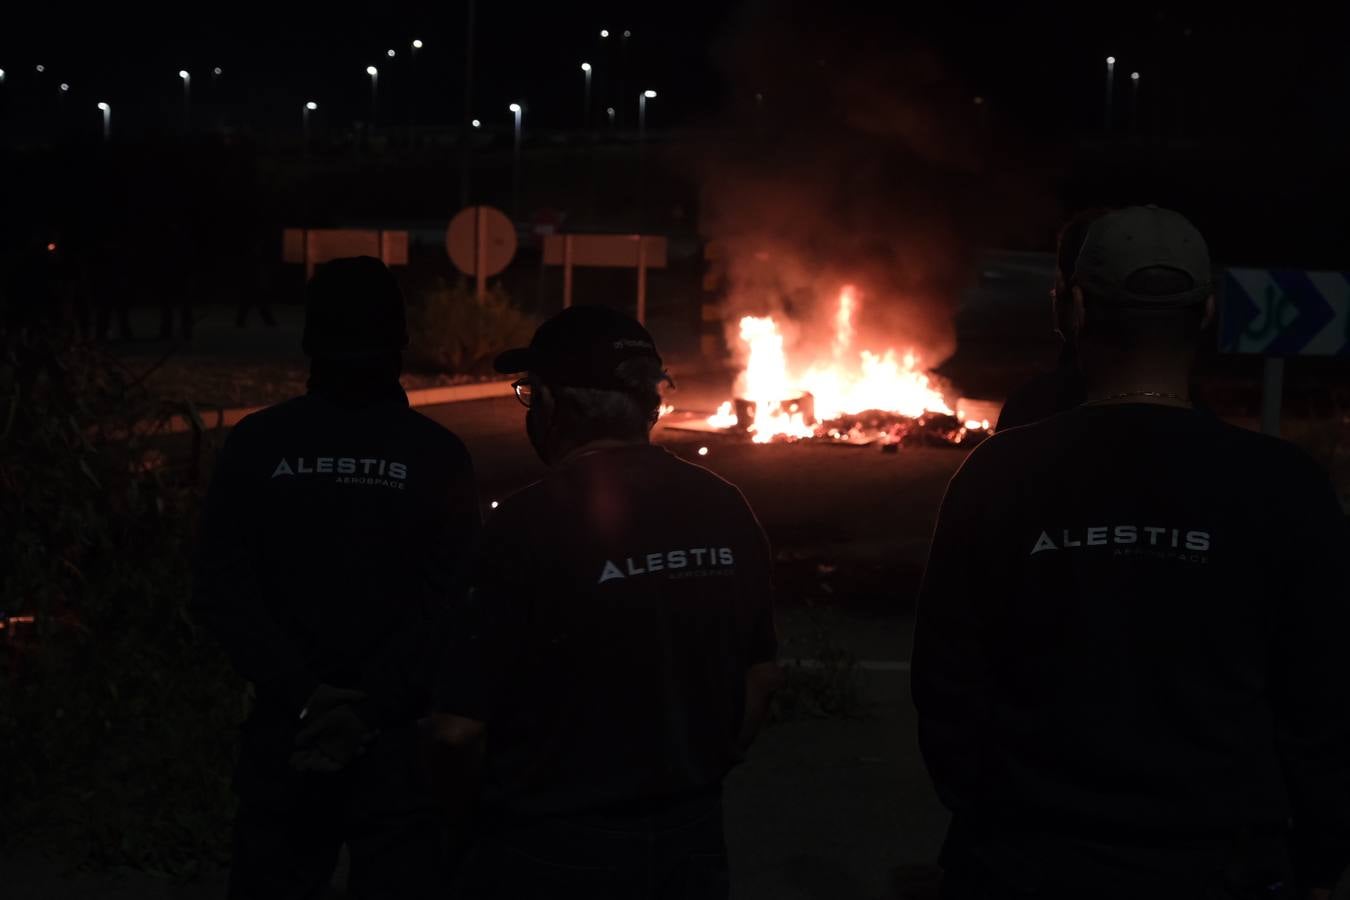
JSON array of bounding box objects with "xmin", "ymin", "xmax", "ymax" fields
[{"xmin": 551, "ymin": 357, "xmax": 668, "ymax": 442}]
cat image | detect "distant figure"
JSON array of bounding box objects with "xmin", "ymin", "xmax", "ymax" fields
[
  {"xmin": 236, "ymin": 232, "xmax": 278, "ymax": 328},
  {"xmin": 914, "ymin": 207, "xmax": 1350, "ymax": 899},
  {"xmin": 430, "ymin": 306, "xmax": 782, "ymax": 900},
  {"xmin": 993, "ymin": 208, "xmax": 1107, "ymax": 432},
  {"xmin": 195, "ymin": 257, "xmax": 480, "ymax": 899},
  {"xmin": 157, "ymin": 223, "xmax": 195, "ymax": 340},
  {"xmin": 91, "ymin": 232, "xmax": 134, "ymax": 343}
]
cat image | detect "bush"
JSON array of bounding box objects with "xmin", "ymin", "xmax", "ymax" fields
[
  {"xmin": 771, "ymin": 610, "xmax": 866, "ymax": 720},
  {"xmin": 0, "ymin": 323, "xmax": 244, "ymax": 875},
  {"xmin": 406, "ymin": 277, "xmax": 537, "ymax": 375}
]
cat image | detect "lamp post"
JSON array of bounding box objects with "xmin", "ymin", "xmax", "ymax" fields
[
  {"xmin": 510, "ymin": 102, "xmax": 523, "ymax": 217},
  {"xmin": 581, "ymin": 62, "xmax": 592, "ymax": 129},
  {"xmin": 1104, "ymin": 56, "xmax": 1115, "ymax": 132},
  {"xmin": 366, "ymin": 65, "xmax": 379, "ymax": 124},
  {"xmin": 179, "ymin": 69, "xmax": 191, "ymax": 129},
  {"xmin": 409, "ymin": 40, "xmax": 423, "ymax": 130},
  {"xmin": 98, "ymin": 101, "xmax": 110, "ymax": 142},
  {"xmin": 303, "ymin": 100, "xmax": 317, "ymax": 146},
  {"xmin": 1129, "ymin": 71, "xmax": 1140, "ymax": 136},
  {"xmin": 638, "ymin": 89, "xmax": 656, "ymax": 143}
]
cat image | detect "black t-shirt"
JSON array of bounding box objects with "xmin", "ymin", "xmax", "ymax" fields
[
  {"xmin": 438, "ymin": 443, "xmax": 776, "ymax": 819},
  {"xmin": 914, "ymin": 404, "xmax": 1350, "ymax": 887},
  {"xmin": 194, "ymin": 387, "xmax": 481, "ymax": 732}
]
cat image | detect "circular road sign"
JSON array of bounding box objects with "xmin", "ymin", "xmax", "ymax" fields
[{"xmin": 446, "ymin": 205, "xmax": 517, "ymax": 277}]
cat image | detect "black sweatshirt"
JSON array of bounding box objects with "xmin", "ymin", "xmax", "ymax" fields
[
  {"xmin": 194, "ymin": 383, "xmax": 480, "ymax": 732},
  {"xmin": 437, "ymin": 444, "xmax": 776, "ymax": 819},
  {"xmin": 914, "ymin": 404, "xmax": 1350, "ymax": 888}
]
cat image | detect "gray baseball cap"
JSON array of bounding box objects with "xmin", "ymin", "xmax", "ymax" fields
[{"xmin": 1073, "ymin": 205, "xmax": 1211, "ymax": 308}]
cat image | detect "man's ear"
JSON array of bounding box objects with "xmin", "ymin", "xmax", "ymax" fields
[
  {"xmin": 1069, "ymin": 285, "xmax": 1087, "ymax": 338},
  {"xmin": 1201, "ymin": 294, "xmax": 1215, "ymax": 330}
]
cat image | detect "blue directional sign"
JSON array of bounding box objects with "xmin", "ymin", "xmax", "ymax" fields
[{"xmin": 1220, "ymin": 268, "xmax": 1350, "ymax": 356}]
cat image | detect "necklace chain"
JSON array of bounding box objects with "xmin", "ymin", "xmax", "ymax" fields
[{"xmin": 1084, "ymin": 390, "xmax": 1188, "ymax": 405}]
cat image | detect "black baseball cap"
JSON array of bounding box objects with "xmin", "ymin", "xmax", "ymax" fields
[
  {"xmin": 1074, "ymin": 206, "xmax": 1212, "ymax": 308},
  {"xmin": 302, "ymin": 256, "xmax": 409, "ymax": 359},
  {"xmin": 494, "ymin": 305, "xmax": 662, "ymax": 389}
]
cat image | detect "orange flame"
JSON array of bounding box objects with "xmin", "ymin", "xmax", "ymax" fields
[{"xmin": 708, "ymin": 286, "xmax": 960, "ymax": 442}]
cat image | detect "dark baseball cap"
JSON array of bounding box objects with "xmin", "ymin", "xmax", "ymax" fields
[
  {"xmin": 1074, "ymin": 205, "xmax": 1212, "ymax": 308},
  {"xmin": 302, "ymin": 256, "xmax": 409, "ymax": 359},
  {"xmin": 494, "ymin": 305, "xmax": 662, "ymax": 389}
]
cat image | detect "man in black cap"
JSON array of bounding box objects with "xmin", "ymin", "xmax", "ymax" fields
[
  {"xmin": 428, "ymin": 305, "xmax": 781, "ymax": 899},
  {"xmin": 195, "ymin": 256, "xmax": 481, "ymax": 898},
  {"xmin": 914, "ymin": 207, "xmax": 1349, "ymax": 899}
]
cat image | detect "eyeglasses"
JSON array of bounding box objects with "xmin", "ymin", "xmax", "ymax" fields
[{"xmin": 511, "ymin": 378, "xmax": 533, "ymax": 408}]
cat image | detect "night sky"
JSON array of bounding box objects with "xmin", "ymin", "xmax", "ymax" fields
[{"xmin": 3, "ymin": 3, "xmax": 1347, "ymax": 141}]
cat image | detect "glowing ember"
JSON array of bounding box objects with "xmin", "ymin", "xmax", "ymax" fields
[{"xmin": 708, "ymin": 285, "xmax": 975, "ymax": 443}]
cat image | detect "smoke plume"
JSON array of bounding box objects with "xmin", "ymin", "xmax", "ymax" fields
[{"xmin": 692, "ymin": 2, "xmax": 1046, "ymax": 370}]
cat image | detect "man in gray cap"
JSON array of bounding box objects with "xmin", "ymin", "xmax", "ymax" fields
[
  {"xmin": 914, "ymin": 207, "xmax": 1349, "ymax": 899},
  {"xmin": 195, "ymin": 256, "xmax": 481, "ymax": 898}
]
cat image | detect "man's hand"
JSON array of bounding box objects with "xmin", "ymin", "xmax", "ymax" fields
[
  {"xmin": 421, "ymin": 712, "xmax": 486, "ymax": 749},
  {"xmin": 290, "ymin": 686, "xmax": 376, "ymax": 774},
  {"xmin": 297, "ymin": 684, "xmax": 366, "ymax": 722}
]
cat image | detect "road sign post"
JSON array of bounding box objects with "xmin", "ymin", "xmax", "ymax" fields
[
  {"xmin": 1219, "ymin": 267, "xmax": 1350, "ymax": 435},
  {"xmin": 1260, "ymin": 357, "xmax": 1284, "ymax": 436},
  {"xmin": 282, "ymin": 228, "xmax": 408, "ymax": 280},
  {"xmin": 542, "ymin": 234, "xmax": 667, "ymax": 324},
  {"xmin": 447, "ymin": 205, "xmax": 517, "ymax": 299},
  {"xmin": 562, "ymin": 234, "xmax": 575, "ymax": 308}
]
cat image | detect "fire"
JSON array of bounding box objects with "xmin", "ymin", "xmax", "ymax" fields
[{"xmin": 708, "ymin": 285, "xmax": 965, "ymax": 442}]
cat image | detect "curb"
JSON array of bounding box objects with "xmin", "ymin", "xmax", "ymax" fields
[{"xmin": 157, "ymin": 380, "xmax": 515, "ymax": 435}]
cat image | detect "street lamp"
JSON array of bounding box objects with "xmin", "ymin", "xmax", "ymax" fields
[
  {"xmin": 471, "ymin": 118, "xmax": 481, "ymax": 128},
  {"xmin": 35, "ymin": 64, "xmax": 45, "ymax": 73},
  {"xmin": 581, "ymin": 62, "xmax": 592, "ymax": 128},
  {"xmin": 412, "ymin": 39, "xmax": 423, "ymax": 50},
  {"xmin": 386, "ymin": 49, "xmax": 396, "ymax": 58},
  {"xmin": 367, "ymin": 65, "xmax": 379, "ymax": 123},
  {"xmin": 179, "ymin": 69, "xmax": 191, "ymax": 128},
  {"xmin": 0, "ymin": 69, "xmax": 6, "ymax": 83},
  {"xmin": 600, "ymin": 29, "xmax": 609, "ymax": 38},
  {"xmin": 98, "ymin": 101, "xmax": 111, "ymax": 142},
  {"xmin": 1104, "ymin": 56, "xmax": 1115, "ymax": 131},
  {"xmin": 510, "ymin": 102, "xmax": 523, "ymax": 216},
  {"xmin": 1130, "ymin": 71, "xmax": 1141, "ymax": 135},
  {"xmin": 606, "ymin": 106, "xmax": 615, "ymax": 126},
  {"xmin": 639, "ymin": 89, "xmax": 656, "ymax": 142}
]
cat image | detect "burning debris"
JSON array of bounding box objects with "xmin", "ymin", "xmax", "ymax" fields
[{"xmin": 703, "ymin": 286, "xmax": 990, "ymax": 448}]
